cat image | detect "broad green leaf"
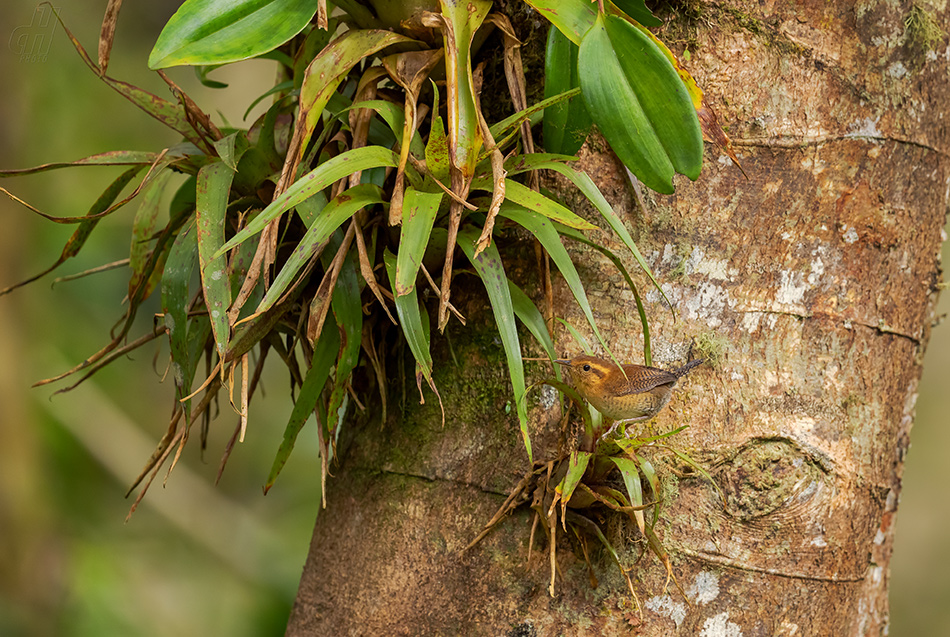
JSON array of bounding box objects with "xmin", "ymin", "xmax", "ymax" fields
[
  {"xmin": 129, "ymin": 170, "xmax": 173, "ymax": 299},
  {"xmin": 613, "ymin": 0, "xmax": 663, "ymax": 27},
  {"xmin": 524, "ymin": 0, "xmax": 596, "ymax": 45},
  {"xmin": 217, "ymin": 146, "xmax": 398, "ymax": 256},
  {"xmin": 557, "ymin": 450, "xmax": 592, "ymax": 506},
  {"xmin": 578, "ymin": 14, "xmax": 703, "ymax": 194},
  {"xmin": 0, "ymin": 151, "xmax": 159, "ymax": 177},
  {"xmin": 456, "ymin": 225, "xmax": 530, "ymax": 462},
  {"xmin": 469, "ymin": 176, "xmax": 596, "ymax": 231},
  {"xmin": 162, "ymin": 218, "xmax": 199, "ymax": 414},
  {"xmin": 543, "ymin": 27, "xmax": 591, "ymax": 156},
  {"xmin": 383, "ymin": 250, "xmax": 440, "ymax": 408},
  {"xmin": 264, "ymin": 319, "xmax": 340, "ymax": 493},
  {"xmin": 395, "ymin": 188, "xmax": 443, "ymax": 296},
  {"xmin": 507, "ymin": 280, "xmax": 559, "ymax": 380},
  {"xmin": 196, "ymin": 161, "xmax": 235, "ymax": 358},
  {"xmin": 149, "ymin": 0, "xmax": 317, "ymax": 69},
  {"xmin": 299, "ymin": 30, "xmax": 416, "ymax": 143},
  {"xmin": 609, "ymin": 455, "xmax": 645, "ymax": 532},
  {"xmin": 499, "ymin": 204, "xmax": 617, "ymax": 366},
  {"xmin": 259, "ymin": 184, "xmax": 385, "ymax": 313},
  {"xmin": 431, "ymin": 0, "xmax": 491, "ymax": 175}
]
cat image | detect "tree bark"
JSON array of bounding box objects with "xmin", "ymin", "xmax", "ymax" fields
[{"xmin": 287, "ymin": 1, "xmax": 948, "ymax": 634}]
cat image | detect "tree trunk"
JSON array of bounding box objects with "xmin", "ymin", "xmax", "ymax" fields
[{"xmin": 286, "ymin": 2, "xmax": 948, "ymax": 634}]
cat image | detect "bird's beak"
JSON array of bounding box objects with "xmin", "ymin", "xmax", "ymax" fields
[{"xmin": 553, "ymin": 359, "xmax": 570, "ymax": 366}]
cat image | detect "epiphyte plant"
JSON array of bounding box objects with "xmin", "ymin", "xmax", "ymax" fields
[{"xmin": 1, "ymin": 0, "xmax": 734, "ymax": 521}]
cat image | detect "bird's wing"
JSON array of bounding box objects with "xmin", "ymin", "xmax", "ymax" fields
[{"xmin": 615, "ymin": 367, "xmax": 678, "ymax": 395}]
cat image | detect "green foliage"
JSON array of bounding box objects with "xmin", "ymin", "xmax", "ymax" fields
[{"xmin": 1, "ymin": 1, "xmax": 715, "ymax": 516}]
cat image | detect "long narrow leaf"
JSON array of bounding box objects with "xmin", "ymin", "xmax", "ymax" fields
[
  {"xmin": 609, "ymin": 455, "xmax": 645, "ymax": 533},
  {"xmin": 264, "ymin": 320, "xmax": 340, "ymax": 493},
  {"xmin": 395, "ymin": 188, "xmax": 443, "ymax": 296},
  {"xmin": 456, "ymin": 225, "xmax": 529, "ymax": 462},
  {"xmin": 469, "ymin": 176, "xmax": 595, "ymax": 231},
  {"xmin": 0, "ymin": 151, "xmax": 159, "ymax": 177},
  {"xmin": 507, "ymin": 279, "xmax": 558, "ymax": 378},
  {"xmin": 499, "ymin": 204, "xmax": 617, "ymax": 366},
  {"xmin": 258, "ymin": 184, "xmax": 384, "ymax": 313},
  {"xmin": 217, "ymin": 146, "xmax": 398, "ymax": 256},
  {"xmin": 162, "ymin": 218, "xmax": 199, "ymax": 415},
  {"xmin": 196, "ymin": 161, "xmax": 235, "ymax": 358}
]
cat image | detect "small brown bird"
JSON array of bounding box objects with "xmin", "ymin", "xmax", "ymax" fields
[{"xmin": 555, "ymin": 354, "xmax": 703, "ymax": 423}]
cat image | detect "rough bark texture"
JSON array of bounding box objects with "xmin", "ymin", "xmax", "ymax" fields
[{"xmin": 287, "ymin": 1, "xmax": 948, "ymax": 635}]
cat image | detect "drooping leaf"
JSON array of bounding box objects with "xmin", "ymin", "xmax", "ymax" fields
[
  {"xmin": 383, "ymin": 250, "xmax": 443, "ymax": 421},
  {"xmin": 578, "ymin": 14, "xmax": 703, "ymax": 193},
  {"xmin": 162, "ymin": 218, "xmax": 199, "ymax": 415},
  {"xmin": 217, "ymin": 146, "xmax": 398, "ymax": 256},
  {"xmin": 195, "ymin": 161, "xmax": 235, "ymax": 359},
  {"xmin": 507, "ymin": 279, "xmax": 559, "ymax": 378},
  {"xmin": 212, "ymin": 131, "xmax": 250, "ymax": 172},
  {"xmin": 543, "ymin": 27, "xmax": 591, "ymax": 156},
  {"xmin": 149, "ymin": 0, "xmax": 317, "ymax": 69},
  {"xmin": 0, "ymin": 151, "xmax": 159, "ymax": 177},
  {"xmin": 129, "ymin": 170, "xmax": 172, "ymax": 298},
  {"xmin": 264, "ymin": 318, "xmax": 340, "ymax": 493},
  {"xmin": 456, "ymin": 225, "xmax": 529, "ymax": 462},
  {"xmin": 469, "ymin": 176, "xmax": 596, "ymax": 231},
  {"xmin": 499, "ymin": 204, "xmax": 618, "ymax": 365},
  {"xmin": 395, "ymin": 188, "xmax": 443, "ymax": 296},
  {"xmin": 324, "ymin": 234, "xmax": 362, "ymax": 451},
  {"xmin": 258, "ymin": 184, "xmax": 385, "ymax": 313}
]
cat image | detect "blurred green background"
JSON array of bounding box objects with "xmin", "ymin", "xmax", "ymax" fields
[{"xmin": 0, "ymin": 2, "xmax": 946, "ymax": 635}]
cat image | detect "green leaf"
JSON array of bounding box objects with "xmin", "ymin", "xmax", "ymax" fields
[
  {"xmin": 395, "ymin": 188, "xmax": 443, "ymax": 296},
  {"xmin": 217, "ymin": 146, "xmax": 398, "ymax": 256},
  {"xmin": 609, "ymin": 455, "xmax": 645, "ymax": 532},
  {"xmin": 507, "ymin": 280, "xmax": 559, "ymax": 379},
  {"xmin": 557, "ymin": 450, "xmax": 592, "ymax": 506},
  {"xmin": 556, "ymin": 317, "xmax": 593, "ymax": 355},
  {"xmin": 530, "ymin": 378, "xmax": 591, "ymax": 437},
  {"xmin": 129, "ymin": 170, "xmax": 173, "ymax": 299},
  {"xmin": 555, "ymin": 223, "xmax": 653, "ymax": 366},
  {"xmin": 299, "ymin": 30, "xmax": 416, "ymax": 143},
  {"xmin": 499, "ymin": 204, "xmax": 617, "ymax": 365},
  {"xmin": 635, "ymin": 454, "xmax": 660, "ymax": 527},
  {"xmin": 489, "ymin": 87, "xmax": 581, "ymax": 143},
  {"xmin": 196, "ymin": 161, "xmax": 235, "ymax": 359},
  {"xmin": 383, "ymin": 250, "xmax": 441, "ymax": 417},
  {"xmin": 456, "ymin": 226, "xmax": 530, "ymax": 462},
  {"xmin": 509, "ymin": 155, "xmax": 672, "ymax": 317},
  {"xmin": 613, "ymin": 0, "xmax": 663, "ymax": 27},
  {"xmin": 578, "ymin": 14, "xmax": 703, "ymax": 193},
  {"xmin": 0, "ymin": 151, "xmax": 159, "ymax": 177},
  {"xmin": 424, "ymin": 82, "xmax": 451, "ymax": 187},
  {"xmin": 525, "ymin": 0, "xmax": 596, "ymax": 45},
  {"xmin": 149, "ymin": 0, "xmax": 317, "ymax": 69},
  {"xmin": 212, "ymin": 131, "xmax": 250, "ymax": 172},
  {"xmin": 431, "ymin": 0, "xmax": 491, "ymax": 175},
  {"xmin": 543, "ymin": 27, "xmax": 591, "ymax": 156},
  {"xmin": 324, "ymin": 235, "xmax": 363, "ymax": 453},
  {"xmin": 162, "ymin": 218, "xmax": 199, "ymax": 414},
  {"xmin": 259, "ymin": 184, "xmax": 385, "ymax": 313},
  {"xmin": 264, "ymin": 320, "xmax": 340, "ymax": 493},
  {"xmin": 469, "ymin": 176, "xmax": 596, "ymax": 231}
]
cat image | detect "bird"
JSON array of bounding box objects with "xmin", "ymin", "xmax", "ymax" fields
[{"xmin": 554, "ymin": 354, "xmax": 703, "ymax": 423}]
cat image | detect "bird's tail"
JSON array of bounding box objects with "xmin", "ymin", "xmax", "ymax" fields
[{"xmin": 674, "ymin": 358, "xmax": 704, "ymax": 377}]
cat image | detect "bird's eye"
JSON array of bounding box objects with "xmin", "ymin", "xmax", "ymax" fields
[{"xmin": 582, "ymin": 364, "xmax": 591, "ymax": 372}]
